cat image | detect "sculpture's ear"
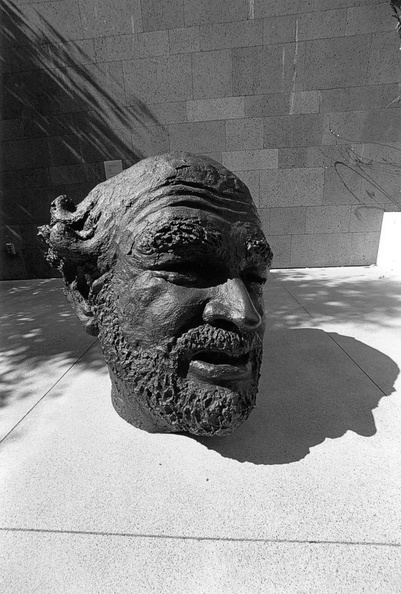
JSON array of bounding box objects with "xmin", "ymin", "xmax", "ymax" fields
[{"xmin": 65, "ymin": 279, "xmax": 99, "ymax": 336}]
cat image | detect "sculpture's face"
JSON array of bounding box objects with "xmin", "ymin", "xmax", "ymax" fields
[{"xmin": 94, "ymin": 203, "xmax": 270, "ymax": 436}]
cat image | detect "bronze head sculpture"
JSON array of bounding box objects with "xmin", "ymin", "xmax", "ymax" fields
[{"xmin": 39, "ymin": 152, "xmax": 273, "ymax": 436}]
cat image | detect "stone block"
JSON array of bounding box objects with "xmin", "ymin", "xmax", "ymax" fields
[
  {"xmin": 368, "ymin": 35, "xmax": 401, "ymax": 85},
  {"xmin": 233, "ymin": 45, "xmax": 296, "ymax": 96},
  {"xmin": 290, "ymin": 233, "xmax": 352, "ymax": 267},
  {"xmin": 289, "ymin": 91, "xmax": 321, "ymax": 114},
  {"xmin": 169, "ymin": 27, "xmax": 200, "ymax": 54},
  {"xmin": 323, "ymin": 110, "xmax": 401, "ymax": 145},
  {"xmin": 169, "ymin": 121, "xmax": 226, "ymax": 152},
  {"xmin": 346, "ymin": 4, "xmax": 394, "ymax": 36},
  {"xmin": 306, "ymin": 146, "xmax": 344, "ymax": 168},
  {"xmin": 305, "ymin": 205, "xmax": 351, "ymax": 234},
  {"xmin": 263, "ymin": 15, "xmax": 297, "ymax": 45},
  {"xmin": 360, "ymin": 109, "xmax": 401, "ymax": 144},
  {"xmin": 269, "ymin": 207, "xmax": 306, "ymax": 235},
  {"xmin": 78, "ymin": 0, "xmax": 136, "ymax": 37},
  {"xmin": 3, "ymin": 4, "xmax": 43, "ymax": 43},
  {"xmin": 3, "ymin": 138, "xmax": 50, "ymax": 171},
  {"xmin": 349, "ymin": 231, "xmax": 381, "ymax": 265},
  {"xmin": 48, "ymin": 135, "xmax": 83, "ymax": 167},
  {"xmin": 1, "ymin": 168, "xmax": 51, "ymax": 191},
  {"xmin": 264, "ymin": 114, "xmax": 323, "ymax": 148},
  {"xmin": 49, "ymin": 164, "xmax": 89, "ymax": 186},
  {"xmin": 130, "ymin": 0, "xmax": 143, "ymax": 33},
  {"xmin": 350, "ymin": 206, "xmax": 384, "ymax": 232},
  {"xmin": 320, "ymin": 84, "xmax": 401, "ymax": 112},
  {"xmin": 93, "ymin": 35, "xmax": 135, "ymax": 63},
  {"xmin": 200, "ymin": 20, "xmax": 262, "ymax": 51},
  {"xmin": 135, "ymin": 31, "xmax": 169, "ymax": 57},
  {"xmin": 257, "ymin": 207, "xmax": 270, "ymax": 235},
  {"xmin": 268, "ymin": 235, "xmax": 292, "ymax": 268},
  {"xmin": 148, "ymin": 102, "xmax": 187, "ymax": 124},
  {"xmin": 323, "ymin": 165, "xmax": 361, "ymax": 206},
  {"xmin": 0, "ymin": 119, "xmax": 25, "ymax": 142},
  {"xmin": 254, "ymin": 0, "xmax": 318, "ymax": 18},
  {"xmin": 322, "ymin": 111, "xmax": 366, "ymax": 145},
  {"xmin": 260, "ymin": 168, "xmax": 324, "ymax": 208},
  {"xmin": 278, "ymin": 148, "xmax": 308, "ymax": 169},
  {"xmin": 226, "ymin": 118, "xmax": 263, "ymax": 150},
  {"xmin": 187, "ymin": 97, "xmax": 244, "ymax": 122},
  {"xmin": 80, "ymin": 128, "xmax": 133, "ymax": 163},
  {"xmin": 36, "ymin": 0, "xmax": 84, "ymax": 41},
  {"xmin": 302, "ymin": 36, "xmax": 370, "ymax": 90},
  {"xmin": 2, "ymin": 70, "xmax": 61, "ymax": 120},
  {"xmin": 357, "ymin": 166, "xmax": 401, "ymax": 211},
  {"xmin": 2, "ymin": 43, "xmax": 49, "ymax": 74},
  {"xmin": 80, "ymin": 61, "xmax": 127, "ymax": 112},
  {"xmin": 245, "ymin": 94, "xmax": 291, "ymax": 118},
  {"xmin": 123, "ymin": 55, "xmax": 192, "ymax": 103},
  {"xmin": 184, "ymin": 0, "xmax": 248, "ymax": 26},
  {"xmin": 298, "ymin": 9, "xmax": 347, "ymax": 40},
  {"xmin": 222, "ymin": 149, "xmax": 278, "ymax": 172},
  {"xmin": 47, "ymin": 40, "xmax": 96, "ymax": 69},
  {"xmin": 192, "ymin": 50, "xmax": 232, "ymax": 99},
  {"xmin": 136, "ymin": 0, "xmax": 184, "ymax": 32},
  {"xmin": 232, "ymin": 170, "xmax": 260, "ymax": 203},
  {"xmin": 1, "ymin": 189, "xmax": 34, "ymax": 225},
  {"xmin": 318, "ymin": 0, "xmax": 379, "ymax": 8},
  {"xmin": 131, "ymin": 125, "xmax": 170, "ymax": 158}
]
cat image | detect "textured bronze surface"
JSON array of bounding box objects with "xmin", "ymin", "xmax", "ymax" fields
[{"xmin": 39, "ymin": 152, "xmax": 273, "ymax": 436}]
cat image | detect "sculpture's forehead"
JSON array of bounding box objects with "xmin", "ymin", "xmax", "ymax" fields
[{"xmin": 105, "ymin": 153, "xmax": 258, "ymax": 228}]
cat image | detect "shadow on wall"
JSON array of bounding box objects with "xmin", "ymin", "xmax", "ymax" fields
[
  {"xmin": 196, "ymin": 329, "xmax": 399, "ymax": 465},
  {"xmin": 0, "ymin": 1, "xmax": 162, "ymax": 279}
]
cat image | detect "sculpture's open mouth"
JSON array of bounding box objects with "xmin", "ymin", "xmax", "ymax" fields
[{"xmin": 188, "ymin": 349, "xmax": 251, "ymax": 382}]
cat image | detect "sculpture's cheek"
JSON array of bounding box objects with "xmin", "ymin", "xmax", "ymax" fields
[{"xmin": 116, "ymin": 272, "xmax": 205, "ymax": 347}]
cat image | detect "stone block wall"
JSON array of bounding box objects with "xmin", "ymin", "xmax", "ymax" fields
[{"xmin": 1, "ymin": 0, "xmax": 400, "ymax": 278}]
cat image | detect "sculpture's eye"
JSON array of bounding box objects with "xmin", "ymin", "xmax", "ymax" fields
[
  {"xmin": 154, "ymin": 259, "xmax": 225, "ymax": 288},
  {"xmin": 242, "ymin": 271, "xmax": 267, "ymax": 294},
  {"xmin": 154, "ymin": 260, "xmax": 207, "ymax": 286}
]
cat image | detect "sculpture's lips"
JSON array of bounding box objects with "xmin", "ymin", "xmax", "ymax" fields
[{"xmin": 188, "ymin": 349, "xmax": 251, "ymax": 381}]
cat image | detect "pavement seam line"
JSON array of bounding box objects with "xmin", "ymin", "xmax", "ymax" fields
[
  {"xmin": 0, "ymin": 527, "xmax": 400, "ymax": 547},
  {"xmin": 0, "ymin": 339, "xmax": 98, "ymax": 445},
  {"xmin": 270, "ymin": 273, "xmax": 314, "ymax": 319},
  {"xmin": 327, "ymin": 333, "xmax": 389, "ymax": 398},
  {"xmin": 270, "ymin": 273, "xmax": 390, "ymax": 397}
]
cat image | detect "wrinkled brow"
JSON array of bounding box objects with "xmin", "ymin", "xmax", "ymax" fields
[{"xmin": 134, "ymin": 219, "xmax": 224, "ymax": 256}]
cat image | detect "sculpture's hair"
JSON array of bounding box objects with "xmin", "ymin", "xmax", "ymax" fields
[{"xmin": 38, "ymin": 152, "xmax": 260, "ymax": 300}]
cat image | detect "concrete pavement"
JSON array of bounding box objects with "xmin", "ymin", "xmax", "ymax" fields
[{"xmin": 1, "ymin": 267, "xmax": 400, "ymax": 593}]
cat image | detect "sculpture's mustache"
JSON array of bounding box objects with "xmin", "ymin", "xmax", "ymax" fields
[{"xmin": 169, "ymin": 324, "xmax": 262, "ymax": 362}]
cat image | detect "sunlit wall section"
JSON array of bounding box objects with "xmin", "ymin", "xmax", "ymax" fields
[{"xmin": 1, "ymin": 0, "xmax": 400, "ymax": 278}]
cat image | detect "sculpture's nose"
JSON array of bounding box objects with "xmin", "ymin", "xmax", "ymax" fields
[{"xmin": 202, "ymin": 278, "xmax": 262, "ymax": 332}]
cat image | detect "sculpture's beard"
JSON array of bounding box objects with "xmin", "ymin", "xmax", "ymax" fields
[{"xmin": 96, "ymin": 295, "xmax": 263, "ymax": 437}]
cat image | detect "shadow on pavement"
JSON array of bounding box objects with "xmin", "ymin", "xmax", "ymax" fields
[
  {"xmin": 195, "ymin": 328, "xmax": 399, "ymax": 465},
  {"xmin": 269, "ymin": 270, "xmax": 401, "ymax": 330},
  {"xmin": 0, "ymin": 279, "xmax": 105, "ymax": 408}
]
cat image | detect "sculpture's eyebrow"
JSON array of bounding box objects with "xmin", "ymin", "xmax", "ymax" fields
[
  {"xmin": 134, "ymin": 219, "xmax": 223, "ymax": 256},
  {"xmin": 245, "ymin": 237, "xmax": 273, "ymax": 268}
]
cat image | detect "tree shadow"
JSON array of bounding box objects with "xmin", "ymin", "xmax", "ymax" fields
[
  {"xmin": 195, "ymin": 329, "xmax": 399, "ymax": 465},
  {"xmin": 0, "ymin": 1, "xmax": 165, "ymax": 279},
  {"xmin": 0, "ymin": 278, "xmax": 106, "ymax": 410},
  {"xmin": 269, "ymin": 269, "xmax": 401, "ymax": 331}
]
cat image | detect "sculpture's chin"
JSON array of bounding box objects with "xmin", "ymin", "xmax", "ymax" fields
[{"xmin": 109, "ymin": 370, "xmax": 259, "ymax": 437}]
